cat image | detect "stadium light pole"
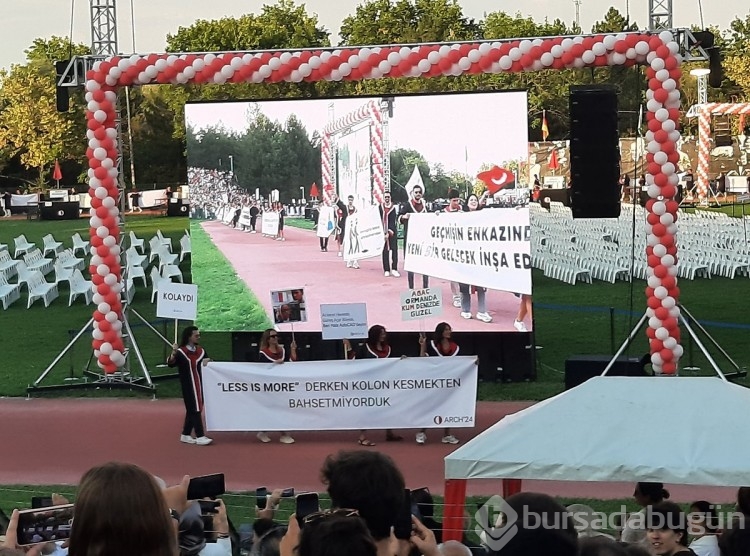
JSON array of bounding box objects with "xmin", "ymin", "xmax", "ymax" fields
[{"xmin": 690, "ymin": 68, "xmax": 710, "ymax": 104}]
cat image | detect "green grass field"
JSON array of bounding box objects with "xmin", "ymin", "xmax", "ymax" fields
[{"xmin": 0, "ymin": 213, "xmax": 747, "ymax": 399}]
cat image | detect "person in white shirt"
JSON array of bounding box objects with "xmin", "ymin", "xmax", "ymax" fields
[{"xmin": 687, "ymin": 500, "xmax": 720, "ymax": 556}]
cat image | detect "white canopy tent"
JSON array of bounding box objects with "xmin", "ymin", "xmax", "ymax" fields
[{"xmin": 445, "ymin": 376, "xmax": 749, "ymax": 487}]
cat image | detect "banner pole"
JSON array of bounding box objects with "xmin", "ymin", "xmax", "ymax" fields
[{"xmin": 174, "ymin": 318, "xmax": 178, "ymax": 345}]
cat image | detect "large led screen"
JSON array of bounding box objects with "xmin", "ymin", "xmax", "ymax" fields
[{"xmin": 186, "ymin": 91, "xmax": 531, "ymax": 333}]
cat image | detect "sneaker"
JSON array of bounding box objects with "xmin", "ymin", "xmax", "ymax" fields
[
  {"xmin": 180, "ymin": 434, "xmax": 196, "ymax": 444},
  {"xmin": 513, "ymin": 320, "xmax": 528, "ymax": 332},
  {"xmin": 452, "ymin": 295, "xmax": 462, "ymax": 307},
  {"xmin": 477, "ymin": 312, "xmax": 493, "ymax": 323},
  {"xmin": 280, "ymin": 237, "xmax": 285, "ymax": 241},
  {"xmin": 279, "ymin": 434, "xmax": 295, "ymax": 444},
  {"xmin": 352, "ymin": 261, "xmax": 360, "ymax": 269},
  {"xmin": 257, "ymin": 432, "xmax": 272, "ymax": 443},
  {"xmin": 384, "ymin": 271, "xmax": 390, "ymax": 277},
  {"xmin": 337, "ymin": 251, "xmax": 343, "ymax": 257},
  {"xmin": 346, "ymin": 261, "xmax": 352, "ymax": 268},
  {"xmin": 195, "ymin": 436, "xmax": 213, "ymax": 446},
  {"xmin": 442, "ymin": 435, "xmax": 460, "ymax": 445},
  {"xmin": 416, "ymin": 432, "xmax": 427, "ymax": 445},
  {"xmin": 460, "ymin": 312, "xmax": 472, "ymax": 319},
  {"xmin": 250, "ymin": 230, "xmax": 256, "ymax": 233},
  {"xmin": 391, "ymin": 270, "xmax": 400, "ymax": 277}
]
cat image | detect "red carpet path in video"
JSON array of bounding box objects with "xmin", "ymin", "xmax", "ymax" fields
[
  {"xmin": 0, "ymin": 398, "xmax": 736, "ymax": 503},
  {"xmin": 200, "ymin": 221, "xmax": 531, "ymax": 333}
]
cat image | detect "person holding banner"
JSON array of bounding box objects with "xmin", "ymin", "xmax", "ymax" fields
[
  {"xmin": 417, "ymin": 322, "xmax": 460, "ymax": 445},
  {"xmin": 275, "ymin": 202, "xmax": 287, "ymax": 241},
  {"xmin": 343, "ymin": 325, "xmax": 403, "ymax": 445},
  {"xmin": 399, "ymin": 184, "xmax": 430, "ymax": 289},
  {"xmin": 341, "ymin": 196, "xmax": 360, "ymax": 269},
  {"xmin": 249, "ymin": 200, "xmax": 260, "ymax": 233},
  {"xmin": 443, "ymin": 189, "xmax": 464, "ymax": 307},
  {"xmin": 459, "ymin": 193, "xmax": 492, "ymax": 323},
  {"xmin": 257, "ymin": 329, "xmax": 297, "ymax": 444},
  {"xmin": 379, "ymin": 192, "xmax": 400, "ymax": 277},
  {"xmin": 168, "ymin": 326, "xmax": 213, "ymax": 446}
]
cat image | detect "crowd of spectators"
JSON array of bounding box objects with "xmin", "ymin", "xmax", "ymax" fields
[{"xmin": 1, "ymin": 458, "xmax": 748, "ymax": 556}]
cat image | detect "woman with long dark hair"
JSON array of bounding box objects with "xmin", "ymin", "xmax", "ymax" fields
[
  {"xmin": 343, "ymin": 325, "xmax": 403, "ymax": 446},
  {"xmin": 256, "ymin": 329, "xmax": 297, "ymax": 444},
  {"xmin": 168, "ymin": 326, "xmax": 212, "ymax": 446}
]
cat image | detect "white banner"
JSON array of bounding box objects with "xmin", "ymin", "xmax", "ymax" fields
[
  {"xmin": 10, "ymin": 193, "xmax": 38, "ymax": 207},
  {"xmin": 343, "ymin": 205, "xmax": 383, "ymax": 262},
  {"xmin": 401, "ymin": 287, "xmax": 443, "ymax": 321},
  {"xmin": 316, "ymin": 205, "xmax": 336, "ymax": 238},
  {"xmin": 203, "ymin": 357, "xmax": 477, "ymax": 431},
  {"xmin": 261, "ymin": 211, "xmax": 280, "ymax": 236},
  {"xmin": 156, "ymin": 282, "xmax": 198, "ymax": 321},
  {"xmin": 404, "ymin": 208, "xmax": 532, "ymax": 295},
  {"xmin": 238, "ymin": 207, "xmax": 252, "ymax": 228}
]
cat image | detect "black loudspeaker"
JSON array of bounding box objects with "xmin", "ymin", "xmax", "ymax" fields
[
  {"xmin": 167, "ymin": 199, "xmax": 189, "ymax": 217},
  {"xmin": 39, "ymin": 201, "xmax": 79, "ymax": 220},
  {"xmin": 55, "ymin": 60, "xmax": 70, "ymax": 113},
  {"xmin": 569, "ymin": 85, "xmax": 621, "ymax": 219},
  {"xmin": 564, "ymin": 354, "xmax": 648, "ymax": 390}
]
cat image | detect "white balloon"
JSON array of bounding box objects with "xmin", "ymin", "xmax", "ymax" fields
[
  {"xmin": 653, "ymin": 244, "xmax": 667, "ymax": 257},
  {"xmin": 93, "ymin": 328, "xmax": 105, "ymax": 341},
  {"xmin": 438, "ymin": 45, "xmax": 451, "ymax": 57},
  {"xmin": 258, "ymin": 66, "xmax": 272, "ymax": 79},
  {"xmin": 387, "ymin": 52, "xmax": 401, "ymax": 66},
  {"xmin": 458, "ymin": 57, "xmax": 471, "ymax": 71},
  {"xmin": 668, "ymin": 130, "xmax": 681, "ymax": 143},
  {"xmin": 647, "ymin": 140, "xmax": 661, "ymax": 154},
  {"xmin": 106, "ymin": 310, "xmax": 119, "ymax": 323},
  {"xmin": 519, "ymin": 39, "xmax": 533, "ymax": 53},
  {"xmin": 96, "ymin": 226, "xmax": 110, "ymax": 239},
  {"xmin": 499, "ymin": 56, "xmax": 513, "ymax": 70},
  {"xmin": 673, "ymin": 344, "xmax": 684, "ymax": 358},
  {"xmin": 417, "ymin": 59, "xmax": 431, "ymax": 73},
  {"xmin": 647, "ymin": 233, "xmax": 660, "ymax": 247},
  {"xmin": 103, "ymin": 235, "xmax": 116, "ymax": 247},
  {"xmin": 659, "ymin": 30, "xmax": 674, "ymax": 44},
  {"xmin": 137, "ymin": 72, "xmax": 149, "ymax": 84},
  {"xmin": 111, "ymin": 351, "xmax": 125, "ymax": 366},
  {"xmin": 652, "ymin": 200, "xmax": 667, "ymax": 215},
  {"xmin": 663, "ymin": 337, "xmax": 677, "ymax": 350},
  {"xmin": 655, "ymin": 326, "xmax": 670, "ymax": 340},
  {"xmin": 330, "ymin": 69, "xmax": 342, "ymax": 81},
  {"xmin": 90, "ymin": 255, "xmax": 103, "ymax": 267},
  {"xmin": 662, "ymin": 296, "xmax": 676, "ymax": 309},
  {"xmin": 102, "ymin": 197, "xmax": 116, "ymax": 209},
  {"xmin": 603, "ymin": 35, "xmax": 617, "ymax": 50},
  {"xmin": 509, "ymin": 47, "xmax": 522, "ymax": 61},
  {"xmin": 662, "ymin": 78, "xmax": 676, "ymax": 91},
  {"xmin": 582, "ymin": 51, "xmax": 595, "ymax": 64},
  {"xmin": 145, "ymin": 66, "xmax": 158, "ymax": 79},
  {"xmin": 647, "ymin": 275, "xmax": 662, "ymax": 288},
  {"xmin": 651, "ymin": 58, "xmax": 665, "ymax": 72},
  {"xmin": 659, "ymin": 213, "xmax": 674, "ymax": 226},
  {"xmin": 86, "ymin": 79, "xmax": 101, "ymax": 92},
  {"xmin": 94, "ymin": 187, "xmax": 108, "ymax": 200},
  {"xmin": 655, "ymin": 68, "xmax": 670, "ymax": 82},
  {"xmin": 651, "ymin": 353, "xmax": 664, "ymax": 366},
  {"xmin": 635, "ymin": 41, "xmax": 650, "ymax": 55},
  {"xmin": 612, "ymin": 52, "xmax": 627, "ymax": 65},
  {"xmin": 111, "ymin": 320, "xmax": 123, "ymax": 332},
  {"xmin": 649, "ymin": 317, "xmax": 663, "ymax": 329},
  {"xmin": 661, "ymin": 254, "xmax": 675, "ymax": 267},
  {"xmin": 592, "ymin": 42, "xmax": 606, "ymax": 56},
  {"xmin": 661, "ymin": 119, "xmax": 676, "ymax": 133},
  {"xmin": 100, "ymin": 342, "xmax": 113, "ymax": 355},
  {"xmin": 667, "ymin": 223, "xmax": 678, "ymax": 235},
  {"xmin": 626, "ymin": 47, "xmax": 637, "ymax": 59},
  {"xmin": 655, "ymin": 108, "xmax": 669, "ymax": 122},
  {"xmin": 654, "ymin": 152, "xmax": 668, "ymax": 165},
  {"xmin": 93, "ymin": 147, "xmax": 107, "ymax": 161},
  {"xmin": 98, "ymin": 302, "xmax": 111, "ymax": 314},
  {"xmin": 104, "ymin": 273, "xmax": 118, "ymax": 286},
  {"xmin": 646, "ymin": 99, "xmax": 661, "ymax": 113},
  {"xmin": 654, "ymin": 286, "xmax": 668, "ymax": 300},
  {"xmin": 661, "ymin": 162, "xmax": 675, "ymax": 176}
]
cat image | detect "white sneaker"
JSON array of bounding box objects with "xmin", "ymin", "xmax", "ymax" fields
[
  {"xmin": 346, "ymin": 261, "xmax": 352, "ymax": 268},
  {"xmin": 279, "ymin": 434, "xmax": 295, "ymax": 444},
  {"xmin": 460, "ymin": 312, "xmax": 472, "ymax": 319},
  {"xmin": 391, "ymin": 270, "xmax": 400, "ymax": 277},
  {"xmin": 513, "ymin": 320, "xmax": 528, "ymax": 332},
  {"xmin": 476, "ymin": 312, "xmax": 493, "ymax": 323},
  {"xmin": 251, "ymin": 230, "xmax": 256, "ymax": 233},
  {"xmin": 195, "ymin": 436, "xmax": 213, "ymax": 446},
  {"xmin": 337, "ymin": 252, "xmax": 342, "ymax": 257},
  {"xmin": 416, "ymin": 432, "xmax": 427, "ymax": 445},
  {"xmin": 180, "ymin": 434, "xmax": 196, "ymax": 444},
  {"xmin": 442, "ymin": 435, "xmax": 460, "ymax": 445},
  {"xmin": 452, "ymin": 295, "xmax": 462, "ymax": 308},
  {"xmin": 384, "ymin": 271, "xmax": 390, "ymax": 277},
  {"xmin": 352, "ymin": 261, "xmax": 360, "ymax": 269},
  {"xmin": 257, "ymin": 432, "xmax": 271, "ymax": 443}
]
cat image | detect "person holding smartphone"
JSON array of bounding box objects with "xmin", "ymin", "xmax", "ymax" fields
[
  {"xmin": 169, "ymin": 326, "xmax": 213, "ymax": 446},
  {"xmin": 257, "ymin": 329, "xmax": 297, "ymax": 444},
  {"xmin": 417, "ymin": 322, "xmax": 460, "ymax": 445}
]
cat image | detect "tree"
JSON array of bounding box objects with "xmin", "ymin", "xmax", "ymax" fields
[{"xmin": 0, "ymin": 37, "xmax": 89, "ymax": 187}]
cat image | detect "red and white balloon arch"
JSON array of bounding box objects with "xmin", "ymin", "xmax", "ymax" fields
[{"xmin": 83, "ymin": 30, "xmax": 684, "ymax": 376}]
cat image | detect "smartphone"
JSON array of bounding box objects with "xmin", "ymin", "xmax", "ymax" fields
[
  {"xmin": 16, "ymin": 504, "xmax": 74, "ymax": 546},
  {"xmin": 410, "ymin": 487, "xmax": 430, "ymax": 521},
  {"xmin": 187, "ymin": 473, "xmax": 225, "ymax": 500},
  {"xmin": 281, "ymin": 488, "xmax": 295, "ymax": 498},
  {"xmin": 256, "ymin": 487, "xmax": 268, "ymax": 509},
  {"xmin": 394, "ymin": 489, "xmax": 413, "ymax": 540},
  {"xmin": 198, "ymin": 500, "xmax": 219, "ymax": 514},
  {"xmin": 31, "ymin": 497, "xmax": 54, "ymax": 509},
  {"xmin": 295, "ymin": 493, "xmax": 320, "ymax": 527}
]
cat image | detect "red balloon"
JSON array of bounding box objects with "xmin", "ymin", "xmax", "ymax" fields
[
  {"xmin": 661, "ymin": 234, "xmax": 675, "ymax": 247},
  {"xmin": 89, "ymin": 264, "xmax": 98, "ymax": 276},
  {"xmin": 96, "ymin": 244, "xmax": 109, "ymax": 257},
  {"xmin": 93, "ymin": 311, "xmax": 105, "ymax": 322},
  {"xmin": 645, "ymin": 199, "xmax": 656, "ymax": 212},
  {"xmin": 663, "ymin": 317, "xmax": 678, "ymax": 331},
  {"xmin": 647, "ymin": 162, "xmax": 661, "ymax": 176},
  {"xmin": 655, "ymin": 307, "xmax": 669, "ymax": 320},
  {"xmin": 647, "ymin": 213, "xmax": 660, "ymax": 225},
  {"xmin": 646, "ymin": 246, "xmax": 654, "ymax": 257},
  {"xmin": 668, "ymin": 286, "xmax": 680, "ymax": 299},
  {"xmin": 93, "ymin": 339, "xmax": 104, "ymax": 351},
  {"xmin": 665, "ymin": 201, "xmax": 679, "ymax": 214},
  {"xmin": 98, "ymin": 320, "xmax": 112, "ymax": 332},
  {"xmin": 647, "ymin": 296, "xmax": 661, "ymax": 310},
  {"xmin": 654, "ymin": 265, "xmax": 668, "ymax": 279},
  {"xmin": 660, "ymin": 348, "xmax": 673, "ymax": 362},
  {"xmin": 653, "ymin": 88, "xmax": 669, "ymax": 103},
  {"xmin": 661, "ymin": 276, "xmax": 676, "ymax": 290},
  {"xmin": 650, "ymin": 339, "xmax": 664, "ymax": 353},
  {"xmin": 654, "ymin": 174, "xmax": 668, "ymax": 187},
  {"xmin": 105, "ymin": 292, "xmax": 119, "ymax": 307},
  {"xmin": 652, "ymin": 223, "xmax": 667, "ymax": 237},
  {"xmin": 95, "ymin": 207, "xmax": 108, "ymax": 220},
  {"xmin": 92, "ymin": 274, "xmax": 104, "ymax": 285},
  {"xmin": 645, "ymin": 286, "xmax": 655, "ymax": 299},
  {"xmin": 662, "ymin": 362, "xmax": 677, "ymax": 374},
  {"xmin": 646, "ymin": 327, "xmax": 656, "ymax": 339},
  {"xmin": 661, "ymin": 185, "xmax": 676, "ymax": 198},
  {"xmin": 97, "ymin": 283, "xmax": 109, "ymax": 296}
]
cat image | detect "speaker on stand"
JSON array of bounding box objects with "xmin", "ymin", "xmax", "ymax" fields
[{"xmin": 569, "ymin": 85, "xmax": 621, "ymax": 219}]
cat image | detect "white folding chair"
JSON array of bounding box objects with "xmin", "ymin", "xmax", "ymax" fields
[
  {"xmin": 13, "ymin": 234, "xmax": 35, "ymax": 258},
  {"xmin": 68, "ymin": 269, "xmax": 93, "ymax": 306},
  {"xmin": 26, "ymin": 270, "xmax": 59, "ymax": 308},
  {"xmin": 0, "ymin": 273, "xmax": 21, "ymax": 309},
  {"xmin": 71, "ymin": 233, "xmax": 90, "ymax": 257},
  {"xmin": 42, "ymin": 234, "xmax": 64, "ymax": 257}
]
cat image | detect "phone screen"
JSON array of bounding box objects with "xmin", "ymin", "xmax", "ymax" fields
[
  {"xmin": 16, "ymin": 504, "xmax": 74, "ymax": 546},
  {"xmin": 295, "ymin": 493, "xmax": 319, "ymax": 527},
  {"xmin": 256, "ymin": 487, "xmax": 268, "ymax": 509},
  {"xmin": 394, "ymin": 489, "xmax": 413, "ymax": 540},
  {"xmin": 187, "ymin": 473, "xmax": 225, "ymax": 500}
]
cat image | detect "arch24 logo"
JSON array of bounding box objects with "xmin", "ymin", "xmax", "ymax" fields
[{"xmin": 433, "ymin": 415, "xmax": 474, "ymax": 425}]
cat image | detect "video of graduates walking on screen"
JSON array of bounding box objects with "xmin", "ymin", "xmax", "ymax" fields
[{"xmin": 186, "ymin": 91, "xmax": 533, "ymax": 334}]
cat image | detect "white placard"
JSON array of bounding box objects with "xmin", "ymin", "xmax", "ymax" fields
[
  {"xmin": 204, "ymin": 357, "xmax": 477, "ymax": 431},
  {"xmin": 316, "ymin": 205, "xmax": 336, "ymax": 238},
  {"xmin": 404, "ymin": 208, "xmax": 532, "ymax": 295},
  {"xmin": 401, "ymin": 287, "xmax": 443, "ymax": 321},
  {"xmin": 320, "ymin": 303, "xmax": 368, "ymax": 339},
  {"xmin": 342, "ymin": 205, "xmax": 384, "ymax": 262},
  {"xmin": 261, "ymin": 211, "xmax": 280, "ymax": 236},
  {"xmin": 238, "ymin": 207, "xmax": 252, "ymax": 228},
  {"xmin": 156, "ymin": 282, "xmax": 198, "ymax": 321},
  {"xmin": 270, "ymin": 288, "xmax": 307, "ymax": 324}
]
